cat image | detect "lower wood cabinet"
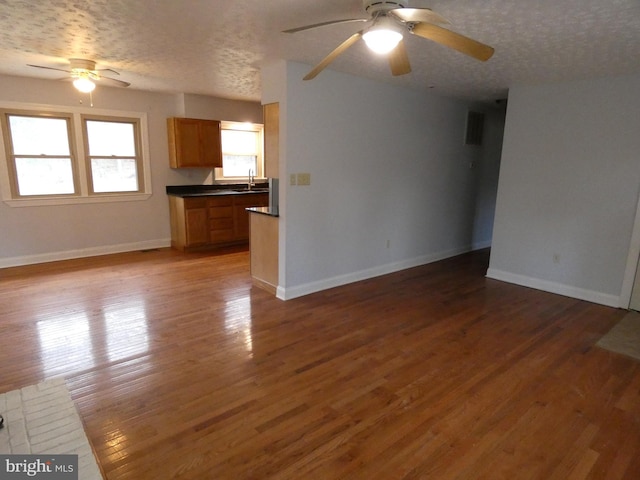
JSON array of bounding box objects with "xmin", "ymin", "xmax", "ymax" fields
[
  {"xmin": 234, "ymin": 194, "xmax": 267, "ymax": 239},
  {"xmin": 169, "ymin": 193, "xmax": 268, "ymax": 251},
  {"xmin": 208, "ymin": 196, "xmax": 235, "ymax": 244}
]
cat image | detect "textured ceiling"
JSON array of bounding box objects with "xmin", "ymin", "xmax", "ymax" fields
[{"xmin": 0, "ymin": 0, "xmax": 639, "ymax": 103}]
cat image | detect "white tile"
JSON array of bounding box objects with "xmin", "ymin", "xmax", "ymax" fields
[
  {"xmin": 0, "ymin": 380, "xmax": 103, "ymax": 478},
  {"xmin": 5, "ymin": 391, "xmax": 22, "ymax": 410}
]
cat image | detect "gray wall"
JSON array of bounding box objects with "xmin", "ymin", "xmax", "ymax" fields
[
  {"xmin": 471, "ymin": 105, "xmax": 506, "ymax": 249},
  {"xmin": 263, "ymin": 61, "xmax": 500, "ymax": 299},
  {"xmin": 488, "ymin": 73, "xmax": 640, "ymax": 307}
]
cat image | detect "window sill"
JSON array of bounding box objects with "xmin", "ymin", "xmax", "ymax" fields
[{"xmin": 3, "ymin": 192, "xmax": 152, "ymax": 207}]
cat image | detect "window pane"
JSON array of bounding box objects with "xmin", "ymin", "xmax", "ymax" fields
[
  {"xmin": 15, "ymin": 157, "xmax": 75, "ymax": 195},
  {"xmin": 221, "ymin": 129, "xmax": 258, "ymax": 155},
  {"xmin": 86, "ymin": 120, "xmax": 136, "ymax": 156},
  {"xmin": 91, "ymin": 158, "xmax": 138, "ymax": 193},
  {"xmin": 222, "ymin": 155, "xmax": 257, "ymax": 177},
  {"xmin": 9, "ymin": 116, "xmax": 70, "ymax": 155}
]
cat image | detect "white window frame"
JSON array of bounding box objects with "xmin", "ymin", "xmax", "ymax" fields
[
  {"xmin": 0, "ymin": 101, "xmax": 152, "ymax": 207},
  {"xmin": 81, "ymin": 115, "xmax": 145, "ymax": 195},
  {"xmin": 215, "ymin": 121, "xmax": 264, "ymax": 181}
]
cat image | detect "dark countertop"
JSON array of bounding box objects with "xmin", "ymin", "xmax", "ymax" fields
[
  {"xmin": 246, "ymin": 206, "xmax": 279, "ymax": 217},
  {"xmin": 166, "ymin": 183, "xmax": 269, "ymax": 197}
]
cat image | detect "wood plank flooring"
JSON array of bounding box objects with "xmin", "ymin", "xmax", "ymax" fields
[{"xmin": 1, "ymin": 248, "xmax": 638, "ymax": 479}]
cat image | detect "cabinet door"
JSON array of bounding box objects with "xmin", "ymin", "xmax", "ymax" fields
[
  {"xmin": 185, "ymin": 208, "xmax": 208, "ymax": 246},
  {"xmin": 170, "ymin": 118, "xmax": 201, "ymax": 167},
  {"xmin": 234, "ymin": 193, "xmax": 269, "ymax": 240},
  {"xmin": 200, "ymin": 120, "xmax": 222, "ymax": 168},
  {"xmin": 168, "ymin": 118, "xmax": 222, "ymax": 168},
  {"xmin": 234, "ymin": 205, "xmax": 251, "ymax": 240}
]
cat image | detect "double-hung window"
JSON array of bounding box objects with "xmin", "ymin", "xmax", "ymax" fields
[
  {"xmin": 83, "ymin": 116, "xmax": 142, "ymax": 194},
  {"xmin": 0, "ymin": 105, "xmax": 150, "ymax": 206},
  {"xmin": 3, "ymin": 112, "xmax": 78, "ymax": 197},
  {"xmin": 217, "ymin": 121, "xmax": 264, "ymax": 179}
]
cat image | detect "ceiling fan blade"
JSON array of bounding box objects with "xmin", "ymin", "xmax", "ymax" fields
[
  {"xmin": 389, "ymin": 39, "xmax": 411, "ymax": 76},
  {"xmin": 96, "ymin": 68, "xmax": 120, "ymax": 76},
  {"xmin": 303, "ymin": 31, "xmax": 362, "ymax": 81},
  {"xmin": 27, "ymin": 64, "xmax": 71, "ymax": 74},
  {"xmin": 283, "ymin": 18, "xmax": 367, "ymax": 34},
  {"xmin": 98, "ymin": 76, "xmax": 130, "ymax": 88},
  {"xmin": 389, "ymin": 8, "xmax": 450, "ymax": 25},
  {"xmin": 411, "ymin": 23, "xmax": 494, "ymax": 61}
]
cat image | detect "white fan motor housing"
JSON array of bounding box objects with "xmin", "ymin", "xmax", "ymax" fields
[
  {"xmin": 363, "ymin": 1, "xmax": 408, "ymax": 15},
  {"xmin": 69, "ymin": 58, "xmax": 97, "ymax": 71}
]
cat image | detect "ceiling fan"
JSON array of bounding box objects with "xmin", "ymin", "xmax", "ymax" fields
[
  {"xmin": 27, "ymin": 58, "xmax": 130, "ymax": 92},
  {"xmin": 283, "ymin": 0, "xmax": 494, "ymax": 81}
]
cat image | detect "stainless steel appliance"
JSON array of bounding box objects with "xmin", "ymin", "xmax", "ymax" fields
[{"xmin": 268, "ymin": 178, "xmax": 279, "ymax": 211}]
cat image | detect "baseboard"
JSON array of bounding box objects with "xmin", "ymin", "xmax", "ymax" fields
[
  {"xmin": 0, "ymin": 238, "xmax": 172, "ymax": 269},
  {"xmin": 472, "ymin": 239, "xmax": 492, "ymax": 250},
  {"xmin": 252, "ymin": 277, "xmax": 277, "ymax": 295},
  {"xmin": 278, "ymin": 245, "xmax": 473, "ymax": 301},
  {"xmin": 486, "ymin": 268, "xmax": 621, "ymax": 308}
]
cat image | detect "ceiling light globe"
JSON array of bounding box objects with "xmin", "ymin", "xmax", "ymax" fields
[
  {"xmin": 73, "ymin": 77, "xmax": 96, "ymax": 93},
  {"xmin": 363, "ymin": 28, "xmax": 402, "ymax": 54}
]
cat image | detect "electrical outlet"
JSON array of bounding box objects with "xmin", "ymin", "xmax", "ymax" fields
[
  {"xmin": 290, "ymin": 173, "xmax": 297, "ymax": 186},
  {"xmin": 297, "ymin": 173, "xmax": 311, "ymax": 186}
]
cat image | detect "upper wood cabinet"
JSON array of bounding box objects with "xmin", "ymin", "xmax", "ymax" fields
[
  {"xmin": 263, "ymin": 103, "xmax": 279, "ymax": 178},
  {"xmin": 167, "ymin": 117, "xmax": 222, "ymax": 168}
]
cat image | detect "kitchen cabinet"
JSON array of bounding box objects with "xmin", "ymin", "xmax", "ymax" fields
[
  {"xmin": 233, "ymin": 194, "xmax": 267, "ymax": 240},
  {"xmin": 208, "ymin": 196, "xmax": 234, "ymax": 244},
  {"xmin": 168, "ymin": 192, "xmax": 268, "ymax": 251},
  {"xmin": 263, "ymin": 103, "xmax": 279, "ymax": 179},
  {"xmin": 167, "ymin": 117, "xmax": 222, "ymax": 168},
  {"xmin": 168, "ymin": 197, "xmax": 209, "ymax": 249}
]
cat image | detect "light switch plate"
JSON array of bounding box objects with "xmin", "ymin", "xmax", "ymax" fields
[{"xmin": 297, "ymin": 173, "xmax": 311, "ymax": 186}]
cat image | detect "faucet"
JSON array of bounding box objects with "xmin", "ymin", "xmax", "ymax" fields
[{"xmin": 248, "ymin": 168, "xmax": 254, "ymax": 191}]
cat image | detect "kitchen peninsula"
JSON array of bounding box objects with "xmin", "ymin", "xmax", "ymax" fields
[{"xmin": 247, "ymin": 206, "xmax": 279, "ymax": 295}]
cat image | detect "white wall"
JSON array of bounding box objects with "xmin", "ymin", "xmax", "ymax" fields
[
  {"xmin": 181, "ymin": 93, "xmax": 262, "ymax": 123},
  {"xmin": 488, "ymin": 73, "xmax": 640, "ymax": 307},
  {"xmin": 265, "ymin": 62, "xmax": 489, "ymax": 299},
  {"xmin": 0, "ymin": 74, "xmax": 261, "ymax": 267}
]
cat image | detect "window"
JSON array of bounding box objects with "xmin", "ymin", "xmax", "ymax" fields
[
  {"xmin": 3, "ymin": 113, "xmax": 77, "ymax": 197},
  {"xmin": 83, "ymin": 117, "xmax": 142, "ymax": 193},
  {"xmin": 218, "ymin": 122, "xmax": 263, "ymax": 179},
  {"xmin": 0, "ymin": 105, "xmax": 150, "ymax": 205}
]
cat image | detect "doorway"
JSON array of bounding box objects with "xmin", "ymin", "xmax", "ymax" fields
[
  {"xmin": 621, "ymin": 189, "xmax": 640, "ymax": 310},
  {"xmin": 630, "ymin": 261, "xmax": 640, "ymax": 311}
]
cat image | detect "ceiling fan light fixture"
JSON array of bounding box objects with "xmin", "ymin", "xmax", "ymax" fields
[
  {"xmin": 363, "ymin": 17, "xmax": 403, "ymax": 54},
  {"xmin": 72, "ymin": 73, "xmax": 96, "ymax": 93}
]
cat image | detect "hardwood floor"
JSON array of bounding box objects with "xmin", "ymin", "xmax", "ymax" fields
[{"xmin": 1, "ymin": 248, "xmax": 638, "ymax": 479}]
